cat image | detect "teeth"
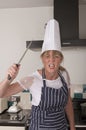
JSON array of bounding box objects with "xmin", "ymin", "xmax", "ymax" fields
[{"xmin": 49, "ymin": 64, "xmax": 54, "ymax": 67}]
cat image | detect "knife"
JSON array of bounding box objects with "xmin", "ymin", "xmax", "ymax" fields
[{"xmin": 8, "ymin": 41, "xmax": 32, "ymax": 80}]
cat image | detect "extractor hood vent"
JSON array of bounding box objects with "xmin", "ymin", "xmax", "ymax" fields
[
  {"xmin": 26, "ymin": 0, "xmax": 86, "ymax": 51},
  {"xmin": 54, "ymin": 0, "xmax": 86, "ymax": 47}
]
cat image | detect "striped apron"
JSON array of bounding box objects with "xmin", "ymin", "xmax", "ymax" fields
[{"xmin": 29, "ymin": 70, "xmax": 68, "ymax": 130}]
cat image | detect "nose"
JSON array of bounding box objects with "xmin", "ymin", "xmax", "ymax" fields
[{"xmin": 49, "ymin": 55, "xmax": 55, "ymax": 62}]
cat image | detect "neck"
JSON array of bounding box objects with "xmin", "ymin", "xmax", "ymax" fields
[{"xmin": 44, "ymin": 70, "xmax": 58, "ymax": 80}]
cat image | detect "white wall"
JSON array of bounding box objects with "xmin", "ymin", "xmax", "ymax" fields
[
  {"xmin": 0, "ymin": 7, "xmax": 53, "ymax": 80},
  {"xmin": 0, "ymin": 6, "xmax": 86, "ymax": 86},
  {"xmin": 62, "ymin": 47, "xmax": 86, "ymax": 84}
]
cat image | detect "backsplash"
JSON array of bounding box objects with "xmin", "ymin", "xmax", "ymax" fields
[
  {"xmin": 16, "ymin": 91, "xmax": 32, "ymax": 109},
  {"xmin": 8, "ymin": 84, "xmax": 86, "ymax": 110},
  {"xmin": 70, "ymin": 84, "xmax": 86, "ymax": 99}
]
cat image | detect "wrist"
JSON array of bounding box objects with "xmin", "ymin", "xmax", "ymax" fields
[
  {"xmin": 70, "ymin": 126, "xmax": 76, "ymax": 130},
  {"xmin": 3, "ymin": 77, "xmax": 12, "ymax": 85}
]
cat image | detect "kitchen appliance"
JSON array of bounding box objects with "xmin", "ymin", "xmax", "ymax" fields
[
  {"xmin": 0, "ymin": 98, "xmax": 8, "ymax": 113},
  {"xmin": 26, "ymin": 1, "xmax": 86, "ymax": 50},
  {"xmin": 72, "ymin": 98, "xmax": 86, "ymax": 122},
  {"xmin": 0, "ymin": 110, "xmax": 25, "ymax": 121},
  {"xmin": 0, "ymin": 109, "xmax": 31, "ymax": 130},
  {"xmin": 54, "ymin": 0, "xmax": 86, "ymax": 47},
  {"xmin": 80, "ymin": 102, "xmax": 86, "ymax": 120},
  {"xmin": 7, "ymin": 95, "xmax": 21, "ymax": 113}
]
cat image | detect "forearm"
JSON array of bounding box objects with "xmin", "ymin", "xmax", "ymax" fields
[
  {"xmin": 0, "ymin": 78, "xmax": 11, "ymax": 97},
  {"xmin": 0, "ymin": 64, "xmax": 20, "ymax": 98},
  {"xmin": 65, "ymin": 95, "xmax": 76, "ymax": 130}
]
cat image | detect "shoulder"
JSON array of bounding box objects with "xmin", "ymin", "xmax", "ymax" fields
[
  {"xmin": 29, "ymin": 70, "xmax": 43, "ymax": 89},
  {"xmin": 32, "ymin": 70, "xmax": 42, "ymax": 80}
]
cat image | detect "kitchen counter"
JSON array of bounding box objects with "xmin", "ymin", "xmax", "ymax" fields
[
  {"xmin": 0, "ymin": 106, "xmax": 86, "ymax": 128},
  {"xmin": 0, "ymin": 109, "xmax": 31, "ymax": 127}
]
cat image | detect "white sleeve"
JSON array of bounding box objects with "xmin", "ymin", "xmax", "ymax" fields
[{"xmin": 17, "ymin": 76, "xmax": 34, "ymax": 90}]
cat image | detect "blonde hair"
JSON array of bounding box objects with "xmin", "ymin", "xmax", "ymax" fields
[
  {"xmin": 41, "ymin": 50, "xmax": 63, "ymax": 60},
  {"xmin": 59, "ymin": 66, "xmax": 66, "ymax": 71}
]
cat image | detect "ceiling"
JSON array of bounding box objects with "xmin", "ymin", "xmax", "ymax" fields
[
  {"xmin": 0, "ymin": 0, "xmax": 53, "ymax": 9},
  {"xmin": 0, "ymin": 0, "xmax": 86, "ymax": 9}
]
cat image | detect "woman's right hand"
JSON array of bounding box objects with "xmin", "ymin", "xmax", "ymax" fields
[{"xmin": 7, "ymin": 64, "xmax": 20, "ymax": 82}]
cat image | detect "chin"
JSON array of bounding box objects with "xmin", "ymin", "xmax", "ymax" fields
[{"xmin": 48, "ymin": 69, "xmax": 56, "ymax": 74}]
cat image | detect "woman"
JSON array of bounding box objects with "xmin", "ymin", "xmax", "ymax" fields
[{"xmin": 0, "ymin": 19, "xmax": 75, "ymax": 130}]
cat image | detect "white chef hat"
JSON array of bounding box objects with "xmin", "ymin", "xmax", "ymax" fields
[{"xmin": 41, "ymin": 19, "xmax": 61, "ymax": 55}]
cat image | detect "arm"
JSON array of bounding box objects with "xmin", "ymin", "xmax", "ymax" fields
[
  {"xmin": 65, "ymin": 89, "xmax": 76, "ymax": 130},
  {"xmin": 0, "ymin": 64, "xmax": 23, "ymax": 98},
  {"xmin": 61, "ymin": 69, "xmax": 76, "ymax": 129}
]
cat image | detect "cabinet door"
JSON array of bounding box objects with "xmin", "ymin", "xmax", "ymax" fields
[{"xmin": 0, "ymin": 126, "xmax": 25, "ymax": 130}]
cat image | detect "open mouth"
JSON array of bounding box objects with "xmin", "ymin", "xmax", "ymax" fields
[{"xmin": 48, "ymin": 64, "xmax": 55, "ymax": 69}]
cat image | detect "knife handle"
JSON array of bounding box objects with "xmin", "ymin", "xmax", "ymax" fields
[{"xmin": 7, "ymin": 64, "xmax": 19, "ymax": 80}]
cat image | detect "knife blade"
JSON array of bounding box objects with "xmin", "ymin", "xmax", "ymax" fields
[{"xmin": 8, "ymin": 41, "xmax": 32, "ymax": 80}]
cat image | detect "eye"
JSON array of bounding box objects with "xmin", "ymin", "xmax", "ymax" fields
[
  {"xmin": 45, "ymin": 54, "xmax": 50, "ymax": 58},
  {"xmin": 54, "ymin": 55, "xmax": 60, "ymax": 58}
]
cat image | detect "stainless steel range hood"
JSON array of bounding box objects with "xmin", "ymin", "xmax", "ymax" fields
[
  {"xmin": 54, "ymin": 0, "xmax": 86, "ymax": 47},
  {"xmin": 26, "ymin": 0, "xmax": 86, "ymax": 51}
]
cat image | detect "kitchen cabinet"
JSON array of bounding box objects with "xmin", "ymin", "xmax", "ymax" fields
[{"xmin": 0, "ymin": 126, "xmax": 24, "ymax": 130}]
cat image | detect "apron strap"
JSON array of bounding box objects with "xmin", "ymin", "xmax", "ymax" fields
[
  {"xmin": 42, "ymin": 68, "xmax": 46, "ymax": 87},
  {"xmin": 58, "ymin": 71, "xmax": 68, "ymax": 88}
]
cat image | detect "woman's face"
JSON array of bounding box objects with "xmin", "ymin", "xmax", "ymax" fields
[{"xmin": 41, "ymin": 50, "xmax": 63, "ymax": 74}]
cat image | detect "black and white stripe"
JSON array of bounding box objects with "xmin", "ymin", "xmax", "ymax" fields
[{"xmin": 29, "ymin": 70, "xmax": 68, "ymax": 130}]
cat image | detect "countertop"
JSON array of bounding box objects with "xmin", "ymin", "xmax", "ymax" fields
[
  {"xmin": 0, "ymin": 109, "xmax": 31, "ymax": 126},
  {"xmin": 0, "ymin": 105, "xmax": 86, "ymax": 128}
]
